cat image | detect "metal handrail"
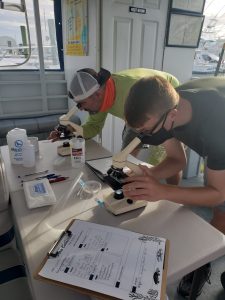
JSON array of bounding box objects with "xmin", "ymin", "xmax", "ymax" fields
[
  {"xmin": 0, "ymin": 0, "xmax": 31, "ymax": 67},
  {"xmin": 214, "ymin": 43, "xmax": 225, "ymax": 76}
]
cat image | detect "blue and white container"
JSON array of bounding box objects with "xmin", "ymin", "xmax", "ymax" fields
[{"xmin": 6, "ymin": 128, "xmax": 28, "ymax": 165}]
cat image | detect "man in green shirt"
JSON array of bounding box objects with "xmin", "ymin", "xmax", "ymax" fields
[
  {"xmin": 49, "ymin": 68, "xmax": 180, "ymax": 183},
  {"xmin": 69, "ymin": 68, "xmax": 179, "ymax": 142}
]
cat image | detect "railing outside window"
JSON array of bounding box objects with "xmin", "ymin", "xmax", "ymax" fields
[
  {"xmin": 0, "ymin": 0, "xmax": 62, "ymax": 70},
  {"xmin": 192, "ymin": 0, "xmax": 225, "ymax": 77},
  {"xmin": 0, "ymin": 0, "xmax": 67, "ymax": 119}
]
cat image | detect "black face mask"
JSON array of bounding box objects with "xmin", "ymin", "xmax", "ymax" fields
[
  {"xmin": 137, "ymin": 107, "xmax": 176, "ymax": 146},
  {"xmin": 138, "ymin": 127, "xmax": 174, "ymax": 146}
]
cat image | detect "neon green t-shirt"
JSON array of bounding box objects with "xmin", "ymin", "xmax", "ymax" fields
[{"xmin": 82, "ymin": 68, "xmax": 179, "ymax": 139}]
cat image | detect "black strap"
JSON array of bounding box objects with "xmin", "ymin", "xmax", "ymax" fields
[
  {"xmin": 0, "ymin": 226, "xmax": 15, "ymax": 248},
  {"xmin": 0, "ymin": 265, "xmax": 26, "ymax": 284}
]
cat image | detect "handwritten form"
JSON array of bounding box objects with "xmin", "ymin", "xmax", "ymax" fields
[{"xmin": 39, "ymin": 220, "xmax": 166, "ymax": 300}]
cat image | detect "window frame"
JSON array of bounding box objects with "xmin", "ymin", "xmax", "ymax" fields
[
  {"xmin": 0, "ymin": 0, "xmax": 67, "ymax": 119},
  {"xmin": 0, "ymin": 0, "xmax": 64, "ymax": 71}
]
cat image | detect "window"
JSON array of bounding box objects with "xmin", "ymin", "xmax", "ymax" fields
[
  {"xmin": 0, "ymin": 0, "xmax": 67, "ymax": 119},
  {"xmin": 0, "ymin": 0, "xmax": 63, "ymax": 70},
  {"xmin": 192, "ymin": 0, "xmax": 225, "ymax": 76}
]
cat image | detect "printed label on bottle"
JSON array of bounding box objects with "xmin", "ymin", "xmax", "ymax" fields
[
  {"xmin": 71, "ymin": 137, "xmax": 85, "ymax": 167},
  {"xmin": 72, "ymin": 148, "xmax": 82, "ymax": 157},
  {"xmin": 10, "ymin": 139, "xmax": 24, "ymax": 161}
]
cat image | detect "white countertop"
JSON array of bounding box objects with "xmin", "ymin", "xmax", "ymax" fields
[
  {"xmin": 2, "ymin": 140, "xmax": 225, "ymax": 300},
  {"xmin": 1, "ymin": 140, "xmax": 111, "ymax": 193}
]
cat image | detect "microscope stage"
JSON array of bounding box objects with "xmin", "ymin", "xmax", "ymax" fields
[
  {"xmin": 104, "ymin": 192, "xmax": 147, "ymax": 215},
  {"xmin": 57, "ymin": 143, "xmax": 71, "ymax": 156}
]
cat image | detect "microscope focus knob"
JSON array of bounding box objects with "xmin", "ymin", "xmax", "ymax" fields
[{"xmin": 114, "ymin": 189, "xmax": 124, "ymax": 200}]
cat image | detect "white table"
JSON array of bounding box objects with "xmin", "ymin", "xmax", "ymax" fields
[{"xmin": 1, "ymin": 140, "xmax": 225, "ymax": 300}]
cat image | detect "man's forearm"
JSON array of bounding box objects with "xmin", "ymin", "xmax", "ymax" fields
[
  {"xmin": 150, "ymin": 157, "xmax": 186, "ymax": 181},
  {"xmin": 165, "ymin": 184, "xmax": 223, "ymax": 207}
]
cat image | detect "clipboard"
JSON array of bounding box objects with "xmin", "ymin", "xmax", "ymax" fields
[{"xmin": 35, "ymin": 219, "xmax": 170, "ymax": 300}]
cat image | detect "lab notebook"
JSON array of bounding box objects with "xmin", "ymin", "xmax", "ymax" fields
[{"xmin": 35, "ymin": 219, "xmax": 169, "ymax": 300}]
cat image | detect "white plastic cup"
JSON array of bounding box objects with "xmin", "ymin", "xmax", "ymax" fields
[
  {"xmin": 79, "ymin": 180, "xmax": 102, "ymax": 200},
  {"xmin": 28, "ymin": 136, "xmax": 39, "ymax": 152},
  {"xmin": 23, "ymin": 141, "xmax": 35, "ymax": 168},
  {"xmin": 6, "ymin": 128, "xmax": 28, "ymax": 165}
]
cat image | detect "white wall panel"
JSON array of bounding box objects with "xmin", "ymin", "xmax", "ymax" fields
[
  {"xmin": 114, "ymin": 0, "xmax": 133, "ymax": 4},
  {"xmin": 102, "ymin": 114, "xmax": 114, "ymax": 152},
  {"xmin": 48, "ymin": 98, "xmax": 68, "ymax": 111},
  {"xmin": 141, "ymin": 21, "xmax": 158, "ymax": 68},
  {"xmin": 0, "ymin": 71, "xmax": 68, "ymax": 118},
  {"xmin": 2, "ymin": 99, "xmax": 42, "ymax": 114},
  {"xmin": 0, "ymin": 83, "xmax": 41, "ymax": 98},
  {"xmin": 114, "ymin": 18, "xmax": 132, "ymax": 71},
  {"xmin": 163, "ymin": 47, "xmax": 196, "ymax": 83},
  {"xmin": 113, "ymin": 117, "xmax": 124, "ymax": 153},
  {"xmin": 144, "ymin": 0, "xmax": 161, "ymax": 9}
]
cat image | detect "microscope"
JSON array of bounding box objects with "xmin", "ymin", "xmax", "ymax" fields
[
  {"xmin": 56, "ymin": 106, "xmax": 83, "ymax": 156},
  {"xmin": 103, "ymin": 137, "xmax": 147, "ymax": 215},
  {"xmin": 56, "ymin": 108, "xmax": 148, "ymax": 215}
]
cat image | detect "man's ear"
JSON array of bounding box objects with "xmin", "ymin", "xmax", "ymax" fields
[
  {"xmin": 95, "ymin": 89, "xmax": 102, "ymax": 96},
  {"xmin": 92, "ymin": 88, "xmax": 105, "ymax": 110},
  {"xmin": 168, "ymin": 108, "xmax": 177, "ymax": 121},
  {"xmin": 95, "ymin": 86, "xmax": 105, "ymax": 100}
]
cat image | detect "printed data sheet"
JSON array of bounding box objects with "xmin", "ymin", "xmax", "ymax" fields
[{"xmin": 39, "ymin": 220, "xmax": 167, "ymax": 300}]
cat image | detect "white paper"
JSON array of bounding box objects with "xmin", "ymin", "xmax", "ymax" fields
[
  {"xmin": 39, "ymin": 220, "xmax": 166, "ymax": 300},
  {"xmin": 23, "ymin": 178, "xmax": 56, "ymax": 209},
  {"xmin": 86, "ymin": 157, "xmax": 113, "ymax": 175}
]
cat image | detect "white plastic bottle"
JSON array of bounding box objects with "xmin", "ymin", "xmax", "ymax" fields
[
  {"xmin": 70, "ymin": 136, "xmax": 85, "ymax": 168},
  {"xmin": 23, "ymin": 141, "xmax": 35, "ymax": 168},
  {"xmin": 6, "ymin": 128, "xmax": 28, "ymax": 165}
]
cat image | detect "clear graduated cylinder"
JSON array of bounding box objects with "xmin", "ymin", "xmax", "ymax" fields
[
  {"xmin": 70, "ymin": 136, "xmax": 85, "ymax": 168},
  {"xmin": 23, "ymin": 141, "xmax": 35, "ymax": 168}
]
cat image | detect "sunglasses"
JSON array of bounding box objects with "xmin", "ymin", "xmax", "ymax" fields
[
  {"xmin": 137, "ymin": 105, "xmax": 177, "ymax": 135},
  {"xmin": 147, "ymin": 110, "xmax": 169, "ymax": 135},
  {"xmin": 67, "ymin": 91, "xmax": 85, "ymax": 106}
]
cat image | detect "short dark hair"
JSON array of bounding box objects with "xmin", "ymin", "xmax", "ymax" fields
[
  {"xmin": 78, "ymin": 68, "xmax": 111, "ymax": 86},
  {"xmin": 124, "ymin": 76, "xmax": 179, "ymax": 128}
]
